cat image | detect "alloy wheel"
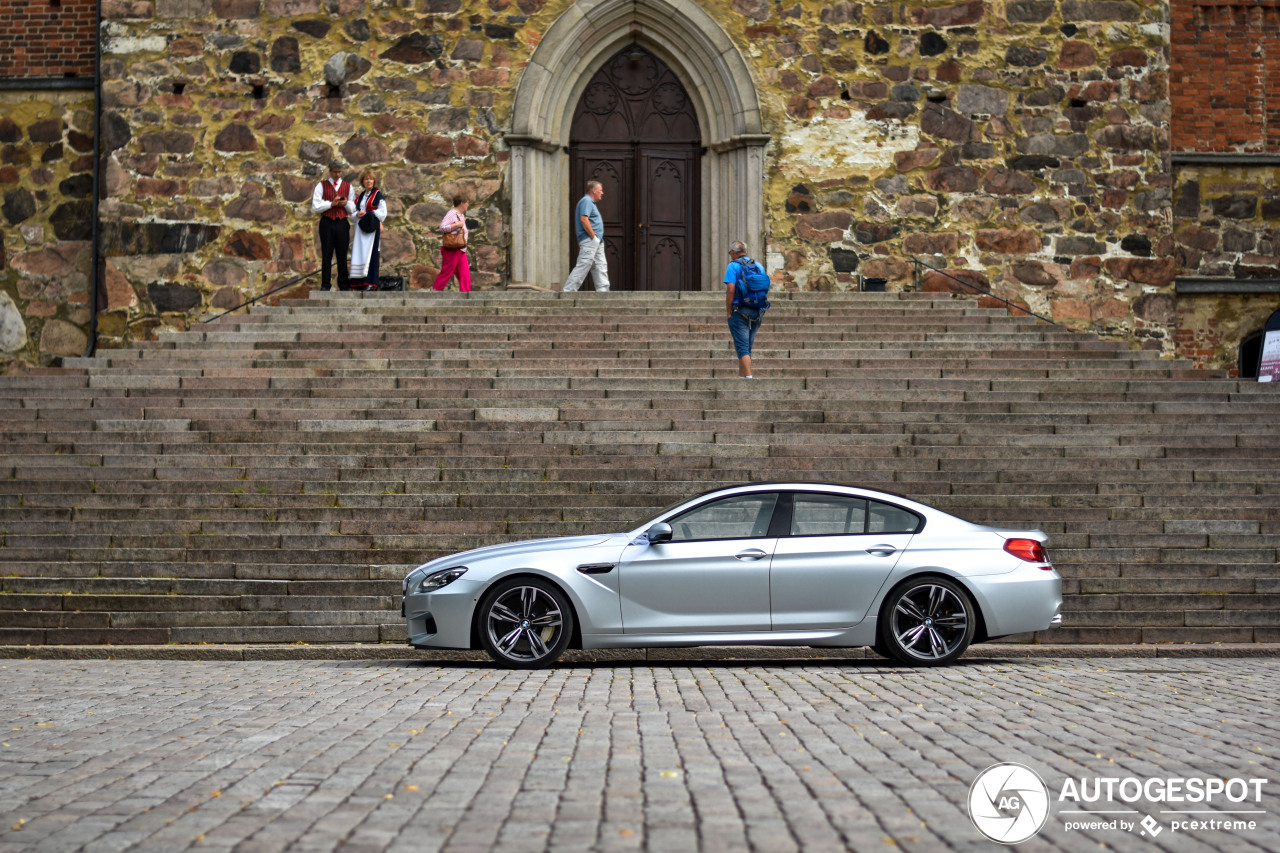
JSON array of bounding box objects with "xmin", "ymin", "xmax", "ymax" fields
[
  {"xmin": 881, "ymin": 578, "xmax": 974, "ymax": 665},
  {"xmin": 480, "ymin": 580, "xmax": 572, "ymax": 667}
]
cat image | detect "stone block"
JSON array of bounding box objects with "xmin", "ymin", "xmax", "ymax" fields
[
  {"xmin": 0, "ymin": 292, "xmax": 29, "ymax": 352},
  {"xmin": 211, "ymin": 0, "xmax": 258, "ymax": 15},
  {"xmin": 155, "ymin": 0, "xmax": 209, "ymax": 15},
  {"xmin": 382, "ymin": 32, "xmax": 443, "ymax": 64},
  {"xmin": 910, "ymin": 0, "xmax": 984, "ymax": 27},
  {"xmin": 983, "ymin": 167, "xmax": 1036, "ymax": 195},
  {"xmin": 925, "ymin": 166, "xmax": 980, "ymax": 193},
  {"xmin": 1062, "ymin": 0, "xmax": 1141, "ymax": 20},
  {"xmin": 213, "ymin": 123, "xmax": 257, "ymax": 153},
  {"xmin": 956, "ymin": 84, "xmax": 1008, "ymax": 116},
  {"xmin": 264, "ymin": 0, "xmax": 319, "ymax": 14},
  {"xmin": 340, "ymin": 135, "xmax": 390, "ymax": 164},
  {"xmin": 975, "ymin": 228, "xmax": 1041, "ymax": 254},
  {"xmin": 795, "ymin": 212, "xmax": 851, "ymax": 242},
  {"xmin": 50, "ymin": 201, "xmax": 94, "ymax": 241},
  {"xmin": 920, "ymin": 104, "xmax": 973, "ymax": 142}
]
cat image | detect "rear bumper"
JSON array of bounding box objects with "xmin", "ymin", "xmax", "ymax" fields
[{"xmin": 969, "ymin": 567, "xmax": 1062, "ymax": 637}]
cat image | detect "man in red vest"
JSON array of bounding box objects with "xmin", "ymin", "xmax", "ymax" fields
[{"xmin": 311, "ymin": 160, "xmax": 354, "ymax": 291}]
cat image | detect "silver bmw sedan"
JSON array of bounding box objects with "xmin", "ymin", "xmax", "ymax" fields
[{"xmin": 402, "ymin": 483, "xmax": 1062, "ymax": 667}]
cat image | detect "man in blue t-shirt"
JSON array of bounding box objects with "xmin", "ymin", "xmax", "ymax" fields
[
  {"xmin": 562, "ymin": 180, "xmax": 610, "ymax": 292},
  {"xmin": 724, "ymin": 240, "xmax": 766, "ymax": 378}
]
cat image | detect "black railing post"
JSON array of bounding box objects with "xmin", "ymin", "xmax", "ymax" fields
[
  {"xmin": 908, "ymin": 256, "xmax": 1059, "ymax": 327},
  {"xmin": 201, "ymin": 270, "xmax": 320, "ymax": 324}
]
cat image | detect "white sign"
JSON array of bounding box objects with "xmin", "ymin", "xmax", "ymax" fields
[{"xmin": 1259, "ymin": 329, "xmax": 1280, "ymax": 382}]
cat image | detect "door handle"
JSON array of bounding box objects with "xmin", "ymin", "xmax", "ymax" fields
[
  {"xmin": 735, "ymin": 549, "xmax": 767, "ymax": 561},
  {"xmin": 865, "ymin": 545, "xmax": 897, "ymax": 557}
]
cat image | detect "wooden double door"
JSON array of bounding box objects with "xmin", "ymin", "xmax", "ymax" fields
[{"xmin": 569, "ymin": 45, "xmax": 701, "ymax": 292}]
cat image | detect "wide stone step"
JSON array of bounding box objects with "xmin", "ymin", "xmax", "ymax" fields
[
  {"xmin": 166, "ymin": 626, "xmax": 384, "ymax": 643},
  {"xmin": 0, "ymin": 627, "xmax": 173, "ymax": 645},
  {"xmin": 4, "ymin": 290, "xmax": 1276, "ymax": 647}
]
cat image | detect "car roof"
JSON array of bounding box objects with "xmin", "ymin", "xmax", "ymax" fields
[{"xmin": 674, "ymin": 481, "xmax": 925, "ymax": 506}]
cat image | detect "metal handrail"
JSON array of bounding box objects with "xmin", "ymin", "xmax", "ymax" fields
[
  {"xmin": 910, "ymin": 257, "xmax": 1060, "ymax": 327},
  {"xmin": 201, "ymin": 269, "xmax": 319, "ymax": 324}
]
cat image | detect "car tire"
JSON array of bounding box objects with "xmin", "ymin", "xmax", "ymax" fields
[
  {"xmin": 477, "ymin": 578, "xmax": 574, "ymax": 669},
  {"xmin": 878, "ymin": 576, "xmax": 976, "ymax": 666}
]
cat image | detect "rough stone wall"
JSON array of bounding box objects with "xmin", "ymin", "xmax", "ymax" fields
[
  {"xmin": 1166, "ymin": 0, "xmax": 1280, "ymax": 371},
  {"xmin": 92, "ymin": 0, "xmax": 1192, "ymax": 353},
  {"xmin": 0, "ymin": 91, "xmax": 97, "ymax": 369},
  {"xmin": 1172, "ymin": 165, "xmax": 1280, "ymax": 281},
  {"xmin": 1168, "ymin": 165, "xmax": 1280, "ymax": 369},
  {"xmin": 756, "ymin": 0, "xmax": 1179, "ymax": 353},
  {"xmin": 95, "ymin": 0, "xmax": 529, "ymax": 348},
  {"xmin": 0, "ymin": 0, "xmax": 1233, "ymax": 370}
]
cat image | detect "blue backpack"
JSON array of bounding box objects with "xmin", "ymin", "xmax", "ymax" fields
[{"xmin": 733, "ymin": 257, "xmax": 771, "ymax": 310}]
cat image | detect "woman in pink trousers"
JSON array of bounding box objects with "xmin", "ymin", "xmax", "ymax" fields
[{"xmin": 432, "ymin": 195, "xmax": 471, "ymax": 292}]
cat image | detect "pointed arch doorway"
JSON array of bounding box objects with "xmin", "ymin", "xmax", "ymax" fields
[
  {"xmin": 570, "ymin": 45, "xmax": 700, "ymax": 291},
  {"xmin": 505, "ymin": 0, "xmax": 769, "ymax": 291}
]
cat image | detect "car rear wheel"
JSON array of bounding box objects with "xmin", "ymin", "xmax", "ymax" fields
[
  {"xmin": 878, "ymin": 577, "xmax": 975, "ymax": 666},
  {"xmin": 478, "ymin": 578, "xmax": 574, "ymax": 669}
]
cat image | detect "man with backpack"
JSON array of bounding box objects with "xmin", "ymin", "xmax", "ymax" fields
[{"xmin": 724, "ymin": 240, "xmax": 771, "ymax": 378}]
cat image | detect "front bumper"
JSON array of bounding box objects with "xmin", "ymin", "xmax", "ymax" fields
[{"xmin": 403, "ymin": 579, "xmax": 483, "ymax": 649}]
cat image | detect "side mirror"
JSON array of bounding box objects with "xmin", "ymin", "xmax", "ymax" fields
[{"xmin": 646, "ymin": 522, "xmax": 673, "ymax": 544}]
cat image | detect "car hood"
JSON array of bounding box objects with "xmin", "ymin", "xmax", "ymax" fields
[{"xmin": 409, "ymin": 533, "xmax": 625, "ymax": 576}]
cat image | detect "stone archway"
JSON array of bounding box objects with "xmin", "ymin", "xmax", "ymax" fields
[{"xmin": 506, "ymin": 0, "xmax": 768, "ymax": 290}]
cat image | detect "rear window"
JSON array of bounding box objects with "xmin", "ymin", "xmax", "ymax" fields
[
  {"xmin": 791, "ymin": 493, "xmax": 921, "ymax": 536},
  {"xmin": 868, "ymin": 501, "xmax": 921, "ymax": 534},
  {"xmin": 792, "ymin": 494, "xmax": 866, "ymax": 535}
]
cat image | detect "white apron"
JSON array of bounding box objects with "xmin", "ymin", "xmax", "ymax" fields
[{"xmin": 349, "ymin": 190, "xmax": 387, "ymax": 280}]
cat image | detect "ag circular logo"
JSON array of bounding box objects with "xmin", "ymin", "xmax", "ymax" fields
[{"xmin": 968, "ymin": 762, "xmax": 1051, "ymax": 844}]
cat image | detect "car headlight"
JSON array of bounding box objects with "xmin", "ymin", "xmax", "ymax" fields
[{"xmin": 417, "ymin": 567, "xmax": 468, "ymax": 593}]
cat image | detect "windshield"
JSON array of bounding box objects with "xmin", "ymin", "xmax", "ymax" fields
[{"xmin": 628, "ymin": 495, "xmax": 696, "ymax": 531}]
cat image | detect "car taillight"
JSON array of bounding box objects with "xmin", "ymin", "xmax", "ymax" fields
[{"xmin": 1005, "ymin": 538, "xmax": 1050, "ymax": 566}]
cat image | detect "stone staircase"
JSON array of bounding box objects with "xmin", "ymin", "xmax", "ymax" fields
[{"xmin": 1, "ymin": 290, "xmax": 1277, "ymax": 649}]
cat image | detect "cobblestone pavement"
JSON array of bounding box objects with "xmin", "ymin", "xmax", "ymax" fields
[{"xmin": 0, "ymin": 657, "xmax": 1276, "ymax": 853}]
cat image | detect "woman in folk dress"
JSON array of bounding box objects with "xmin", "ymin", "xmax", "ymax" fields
[{"xmin": 348, "ymin": 169, "xmax": 387, "ymax": 290}]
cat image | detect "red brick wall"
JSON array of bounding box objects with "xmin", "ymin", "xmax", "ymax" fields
[
  {"xmin": 1171, "ymin": 0, "xmax": 1280, "ymax": 153},
  {"xmin": 0, "ymin": 0, "xmax": 96, "ymax": 78}
]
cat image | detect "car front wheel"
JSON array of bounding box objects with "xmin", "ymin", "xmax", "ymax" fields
[
  {"xmin": 878, "ymin": 577, "xmax": 975, "ymax": 666},
  {"xmin": 478, "ymin": 578, "xmax": 574, "ymax": 668}
]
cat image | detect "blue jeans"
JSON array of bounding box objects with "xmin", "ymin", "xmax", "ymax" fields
[{"xmin": 727, "ymin": 307, "xmax": 762, "ymax": 358}]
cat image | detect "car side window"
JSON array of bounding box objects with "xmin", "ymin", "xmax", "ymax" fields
[
  {"xmin": 667, "ymin": 493, "xmax": 779, "ymax": 542},
  {"xmin": 791, "ymin": 494, "xmax": 867, "ymax": 536},
  {"xmin": 868, "ymin": 500, "xmax": 921, "ymax": 534}
]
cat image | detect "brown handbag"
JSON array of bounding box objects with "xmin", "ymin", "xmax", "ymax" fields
[{"xmin": 442, "ymin": 229, "xmax": 466, "ymax": 251}]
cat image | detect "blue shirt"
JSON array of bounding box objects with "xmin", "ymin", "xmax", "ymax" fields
[
  {"xmin": 723, "ymin": 256, "xmax": 760, "ymax": 305},
  {"xmin": 575, "ymin": 195, "xmax": 603, "ymax": 243}
]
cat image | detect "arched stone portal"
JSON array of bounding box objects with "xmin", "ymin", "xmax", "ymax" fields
[{"xmin": 506, "ymin": 0, "xmax": 768, "ymax": 290}]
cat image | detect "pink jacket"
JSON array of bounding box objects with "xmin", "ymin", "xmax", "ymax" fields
[{"xmin": 440, "ymin": 208, "xmax": 467, "ymax": 244}]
